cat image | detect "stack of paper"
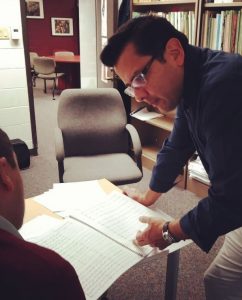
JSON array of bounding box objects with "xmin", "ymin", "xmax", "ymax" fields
[
  {"xmin": 34, "ymin": 180, "xmax": 107, "ymax": 216},
  {"xmin": 21, "ymin": 215, "xmax": 144, "ymax": 300},
  {"xmin": 22, "ymin": 180, "xmax": 191, "ymax": 300}
]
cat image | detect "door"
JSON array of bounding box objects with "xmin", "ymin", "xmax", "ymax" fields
[{"xmin": 96, "ymin": 0, "xmax": 119, "ymax": 88}]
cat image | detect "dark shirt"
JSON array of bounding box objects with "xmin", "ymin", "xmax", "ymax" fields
[
  {"xmin": 150, "ymin": 45, "xmax": 242, "ymax": 252},
  {"xmin": 0, "ymin": 228, "xmax": 86, "ymax": 299}
]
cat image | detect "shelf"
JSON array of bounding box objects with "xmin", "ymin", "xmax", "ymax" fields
[
  {"xmin": 133, "ymin": 0, "xmax": 197, "ymax": 6},
  {"xmin": 204, "ymin": 2, "xmax": 242, "ymax": 8},
  {"xmin": 141, "ymin": 145, "xmax": 159, "ymax": 169},
  {"xmin": 133, "ymin": 2, "xmax": 197, "ymax": 13},
  {"xmin": 141, "ymin": 145, "xmax": 186, "ymax": 189},
  {"xmin": 142, "ymin": 145, "xmax": 159, "ymax": 160}
]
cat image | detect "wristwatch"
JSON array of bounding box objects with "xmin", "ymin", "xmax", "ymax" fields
[{"xmin": 162, "ymin": 221, "xmax": 178, "ymax": 245}]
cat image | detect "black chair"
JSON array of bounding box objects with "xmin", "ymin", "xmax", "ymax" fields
[{"xmin": 55, "ymin": 88, "xmax": 143, "ymax": 184}]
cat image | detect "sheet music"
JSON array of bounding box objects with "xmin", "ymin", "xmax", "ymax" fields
[
  {"xmin": 70, "ymin": 191, "xmax": 168, "ymax": 256},
  {"xmin": 21, "ymin": 216, "xmax": 142, "ymax": 300},
  {"xmin": 34, "ymin": 180, "xmax": 107, "ymax": 213}
]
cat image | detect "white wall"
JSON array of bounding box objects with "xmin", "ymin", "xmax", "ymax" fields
[
  {"xmin": 118, "ymin": 0, "xmax": 123, "ymax": 9},
  {"xmin": 79, "ymin": 0, "xmax": 97, "ymax": 88},
  {"xmin": 0, "ymin": 0, "xmax": 33, "ymax": 149}
]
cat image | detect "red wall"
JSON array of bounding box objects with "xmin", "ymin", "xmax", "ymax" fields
[{"xmin": 26, "ymin": 0, "xmax": 79, "ymax": 56}]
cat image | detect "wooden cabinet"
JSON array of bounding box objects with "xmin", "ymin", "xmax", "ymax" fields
[
  {"xmin": 131, "ymin": 107, "xmax": 174, "ymax": 169},
  {"xmin": 186, "ymin": 177, "xmax": 209, "ymax": 197}
]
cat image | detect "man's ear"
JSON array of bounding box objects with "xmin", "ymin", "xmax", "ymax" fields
[
  {"xmin": 0, "ymin": 157, "xmax": 14, "ymax": 192},
  {"xmin": 164, "ymin": 38, "xmax": 185, "ymax": 66}
]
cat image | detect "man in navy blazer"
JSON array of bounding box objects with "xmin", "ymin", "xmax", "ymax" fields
[{"xmin": 100, "ymin": 14, "xmax": 242, "ymax": 299}]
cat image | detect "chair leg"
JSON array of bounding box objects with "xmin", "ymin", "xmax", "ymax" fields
[
  {"xmin": 32, "ymin": 75, "xmax": 36, "ymax": 87},
  {"xmin": 58, "ymin": 162, "xmax": 64, "ymax": 183},
  {"xmin": 52, "ymin": 79, "xmax": 56, "ymax": 100},
  {"xmin": 31, "ymin": 71, "xmax": 36, "ymax": 87},
  {"xmin": 44, "ymin": 79, "xmax": 47, "ymax": 93}
]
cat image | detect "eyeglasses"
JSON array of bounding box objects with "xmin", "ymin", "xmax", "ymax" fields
[{"xmin": 124, "ymin": 56, "xmax": 155, "ymax": 97}]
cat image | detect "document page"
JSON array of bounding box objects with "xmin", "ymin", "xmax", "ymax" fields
[
  {"xmin": 34, "ymin": 180, "xmax": 107, "ymax": 214},
  {"xmin": 70, "ymin": 191, "xmax": 169, "ymax": 256},
  {"xmin": 21, "ymin": 216, "xmax": 142, "ymax": 300},
  {"xmin": 131, "ymin": 107, "xmax": 164, "ymax": 121}
]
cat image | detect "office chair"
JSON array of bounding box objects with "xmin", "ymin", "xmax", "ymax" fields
[
  {"xmin": 29, "ymin": 52, "xmax": 38, "ymax": 87},
  {"xmin": 33, "ymin": 56, "xmax": 65, "ymax": 100},
  {"xmin": 55, "ymin": 88, "xmax": 143, "ymax": 185}
]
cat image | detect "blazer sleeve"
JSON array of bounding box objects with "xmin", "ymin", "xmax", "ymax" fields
[
  {"xmin": 180, "ymin": 76, "xmax": 242, "ymax": 252},
  {"xmin": 150, "ymin": 105, "xmax": 195, "ymax": 193}
]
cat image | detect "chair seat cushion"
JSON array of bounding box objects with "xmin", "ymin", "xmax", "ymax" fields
[
  {"xmin": 38, "ymin": 72, "xmax": 64, "ymax": 79},
  {"xmin": 63, "ymin": 153, "xmax": 142, "ymax": 185}
]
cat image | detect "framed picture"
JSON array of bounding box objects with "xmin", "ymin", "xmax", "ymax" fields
[
  {"xmin": 25, "ymin": 0, "xmax": 44, "ymax": 19},
  {"xmin": 51, "ymin": 18, "xmax": 73, "ymax": 36}
]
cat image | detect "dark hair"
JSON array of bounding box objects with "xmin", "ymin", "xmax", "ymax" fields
[
  {"xmin": 100, "ymin": 14, "xmax": 188, "ymax": 67},
  {"xmin": 0, "ymin": 129, "xmax": 16, "ymax": 168}
]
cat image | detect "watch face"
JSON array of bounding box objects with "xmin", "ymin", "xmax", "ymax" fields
[
  {"xmin": 163, "ymin": 231, "xmax": 169, "ymax": 241},
  {"xmin": 162, "ymin": 221, "xmax": 176, "ymax": 244},
  {"xmin": 163, "ymin": 231, "xmax": 174, "ymax": 244}
]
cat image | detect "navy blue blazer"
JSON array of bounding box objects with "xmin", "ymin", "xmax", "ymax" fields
[{"xmin": 150, "ymin": 45, "xmax": 242, "ymax": 252}]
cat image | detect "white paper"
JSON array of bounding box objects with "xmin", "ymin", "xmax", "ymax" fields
[
  {"xmin": 34, "ymin": 180, "xmax": 107, "ymax": 214},
  {"xmin": 131, "ymin": 107, "xmax": 164, "ymax": 121},
  {"xmin": 20, "ymin": 215, "xmax": 63, "ymax": 238},
  {"xmin": 70, "ymin": 191, "xmax": 169, "ymax": 256},
  {"xmin": 21, "ymin": 216, "xmax": 142, "ymax": 300}
]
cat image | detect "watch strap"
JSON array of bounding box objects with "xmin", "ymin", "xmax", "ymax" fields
[{"xmin": 162, "ymin": 221, "xmax": 178, "ymax": 244}]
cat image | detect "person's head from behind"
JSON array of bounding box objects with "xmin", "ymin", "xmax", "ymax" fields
[
  {"xmin": 100, "ymin": 14, "xmax": 188, "ymax": 113},
  {"xmin": 0, "ymin": 129, "xmax": 24, "ymax": 229}
]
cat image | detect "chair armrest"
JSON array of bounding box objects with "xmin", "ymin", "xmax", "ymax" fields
[
  {"xmin": 125, "ymin": 124, "xmax": 142, "ymax": 172},
  {"xmin": 55, "ymin": 127, "xmax": 64, "ymax": 162}
]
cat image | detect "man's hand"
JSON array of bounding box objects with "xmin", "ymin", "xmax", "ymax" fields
[
  {"xmin": 123, "ymin": 187, "xmax": 161, "ymax": 206},
  {"xmin": 135, "ymin": 216, "xmax": 170, "ymax": 250},
  {"xmin": 135, "ymin": 217, "xmax": 188, "ymax": 250}
]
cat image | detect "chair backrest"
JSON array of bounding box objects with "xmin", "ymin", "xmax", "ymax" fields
[
  {"xmin": 33, "ymin": 57, "xmax": 56, "ymax": 75},
  {"xmin": 54, "ymin": 51, "xmax": 74, "ymax": 57},
  {"xmin": 58, "ymin": 88, "xmax": 129, "ymax": 157},
  {"xmin": 29, "ymin": 52, "xmax": 38, "ymax": 68}
]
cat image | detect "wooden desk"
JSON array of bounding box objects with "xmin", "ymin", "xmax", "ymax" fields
[
  {"xmin": 24, "ymin": 178, "xmax": 180, "ymax": 300},
  {"xmin": 49, "ymin": 55, "xmax": 80, "ymax": 64},
  {"xmin": 48, "ymin": 55, "xmax": 80, "ymax": 89}
]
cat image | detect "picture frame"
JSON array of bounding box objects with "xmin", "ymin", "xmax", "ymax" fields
[
  {"xmin": 25, "ymin": 0, "xmax": 44, "ymax": 19},
  {"xmin": 51, "ymin": 18, "xmax": 74, "ymax": 36}
]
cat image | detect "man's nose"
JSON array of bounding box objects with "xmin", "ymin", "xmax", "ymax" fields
[{"xmin": 134, "ymin": 87, "xmax": 148, "ymax": 103}]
